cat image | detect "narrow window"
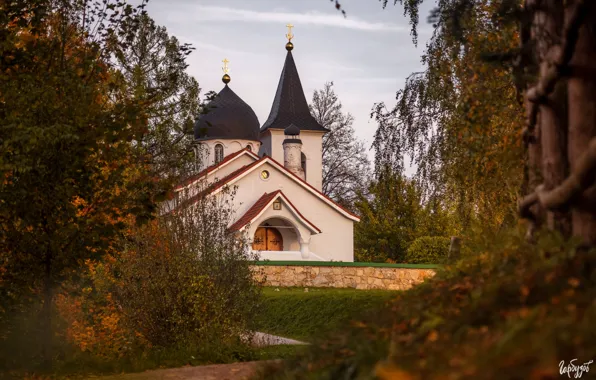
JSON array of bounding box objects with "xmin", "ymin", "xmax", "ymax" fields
[
  {"xmin": 214, "ymin": 144, "xmax": 224, "ymax": 163},
  {"xmin": 301, "ymin": 152, "xmax": 307, "ymax": 178},
  {"xmin": 246, "ymin": 144, "xmax": 252, "ymax": 152}
]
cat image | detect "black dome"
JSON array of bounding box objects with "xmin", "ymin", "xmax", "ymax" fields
[
  {"xmin": 194, "ymin": 85, "xmax": 260, "ymax": 141},
  {"xmin": 284, "ymin": 124, "xmax": 300, "ymax": 136}
]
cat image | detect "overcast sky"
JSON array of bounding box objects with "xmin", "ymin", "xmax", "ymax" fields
[{"xmin": 145, "ymin": 0, "xmax": 436, "ymax": 171}]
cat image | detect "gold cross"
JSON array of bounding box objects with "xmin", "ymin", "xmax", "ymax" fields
[
  {"xmin": 286, "ymin": 24, "xmax": 294, "ymax": 41},
  {"xmin": 222, "ymin": 58, "xmax": 230, "ymax": 74}
]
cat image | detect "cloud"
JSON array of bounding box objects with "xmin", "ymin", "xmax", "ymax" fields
[
  {"xmin": 191, "ymin": 6, "xmax": 408, "ymax": 32},
  {"xmin": 184, "ymin": 39, "xmax": 257, "ymax": 57}
]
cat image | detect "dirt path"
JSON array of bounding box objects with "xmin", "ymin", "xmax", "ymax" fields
[
  {"xmin": 90, "ymin": 333, "xmax": 301, "ymax": 380},
  {"xmin": 92, "ymin": 360, "xmax": 280, "ymax": 380}
]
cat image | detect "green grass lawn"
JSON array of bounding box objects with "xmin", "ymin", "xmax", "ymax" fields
[
  {"xmin": 255, "ymin": 287, "xmax": 399, "ymax": 341},
  {"xmin": 1, "ymin": 287, "xmax": 397, "ymax": 379}
]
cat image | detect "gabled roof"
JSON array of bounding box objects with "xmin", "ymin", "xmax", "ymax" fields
[
  {"xmin": 174, "ymin": 154, "xmax": 360, "ymax": 222},
  {"xmin": 261, "ymin": 49, "xmax": 328, "ymax": 133},
  {"xmin": 175, "ymin": 159, "xmax": 263, "ymax": 210},
  {"xmin": 174, "ymin": 147, "xmax": 259, "ymax": 191},
  {"xmin": 228, "ymin": 190, "xmax": 321, "ymax": 234}
]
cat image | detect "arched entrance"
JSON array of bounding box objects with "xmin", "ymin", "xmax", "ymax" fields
[{"xmin": 252, "ymin": 226, "xmax": 283, "ymax": 251}]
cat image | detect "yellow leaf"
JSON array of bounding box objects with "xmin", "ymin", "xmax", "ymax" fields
[{"xmin": 427, "ymin": 330, "xmax": 439, "ymax": 342}]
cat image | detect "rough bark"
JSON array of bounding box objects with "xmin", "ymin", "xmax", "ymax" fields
[
  {"xmin": 448, "ymin": 236, "xmax": 461, "ymax": 261},
  {"xmin": 566, "ymin": 2, "xmax": 596, "ymax": 245},
  {"xmin": 537, "ymin": 1, "xmax": 571, "ymax": 235}
]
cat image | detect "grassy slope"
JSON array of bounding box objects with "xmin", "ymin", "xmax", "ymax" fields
[
  {"xmin": 3, "ymin": 288, "xmax": 393, "ymax": 378},
  {"xmin": 256, "ymin": 229, "xmax": 596, "ymax": 379},
  {"xmin": 256, "ymin": 287, "xmax": 399, "ymax": 341}
]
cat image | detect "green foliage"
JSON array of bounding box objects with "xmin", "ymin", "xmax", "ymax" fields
[
  {"xmin": 255, "ymin": 287, "xmax": 397, "ymax": 341},
  {"xmin": 257, "ymin": 226, "xmax": 596, "ymax": 379},
  {"xmin": 114, "ymin": 14, "xmax": 201, "ymax": 180},
  {"xmin": 0, "ymin": 1, "xmax": 199, "ymax": 370},
  {"xmin": 0, "ymin": 0, "xmax": 158, "ymax": 366},
  {"xmin": 354, "ymin": 169, "xmax": 423, "ymax": 262},
  {"xmin": 405, "ymin": 236, "xmax": 450, "ymax": 264},
  {"xmin": 354, "ymin": 168, "xmax": 456, "ymax": 262},
  {"xmin": 372, "ymin": 0, "xmax": 524, "ymax": 230},
  {"xmin": 113, "ymin": 187, "xmax": 262, "ymax": 350},
  {"xmin": 1, "ymin": 188, "xmax": 264, "ymax": 378}
]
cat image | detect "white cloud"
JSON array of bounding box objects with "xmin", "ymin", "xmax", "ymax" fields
[
  {"xmin": 180, "ymin": 39, "xmax": 257, "ymax": 57},
  {"xmin": 191, "ymin": 6, "xmax": 408, "ymax": 32}
]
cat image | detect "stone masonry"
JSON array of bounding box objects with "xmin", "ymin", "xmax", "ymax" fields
[{"xmin": 252, "ymin": 265, "xmax": 436, "ymax": 290}]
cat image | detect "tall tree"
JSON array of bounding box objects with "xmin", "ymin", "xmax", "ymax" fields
[
  {"xmin": 370, "ymin": 0, "xmax": 524, "ymax": 231},
  {"xmin": 0, "ymin": 0, "xmax": 190, "ymax": 366},
  {"xmin": 310, "ymin": 82, "xmax": 371, "ymax": 209},
  {"xmin": 354, "ymin": 168, "xmax": 419, "ymax": 262},
  {"xmin": 114, "ymin": 14, "xmax": 200, "ymax": 181},
  {"xmin": 348, "ymin": 0, "xmax": 596, "ymax": 246}
]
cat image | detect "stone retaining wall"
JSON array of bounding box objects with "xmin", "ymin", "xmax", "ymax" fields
[{"xmin": 252, "ymin": 264, "xmax": 436, "ymax": 290}]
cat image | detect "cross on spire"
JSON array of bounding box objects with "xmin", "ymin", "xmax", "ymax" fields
[
  {"xmin": 222, "ymin": 58, "xmax": 230, "ymax": 74},
  {"xmin": 286, "ymin": 24, "xmax": 294, "ymax": 41}
]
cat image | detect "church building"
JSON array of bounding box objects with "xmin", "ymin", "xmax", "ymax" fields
[{"xmin": 169, "ymin": 27, "xmax": 359, "ymax": 262}]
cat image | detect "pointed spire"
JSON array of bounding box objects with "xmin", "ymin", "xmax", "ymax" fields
[{"xmin": 261, "ymin": 26, "xmax": 328, "ymax": 133}]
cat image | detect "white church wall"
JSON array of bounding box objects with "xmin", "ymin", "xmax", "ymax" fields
[
  {"xmin": 204, "ymin": 153, "xmax": 255, "ymax": 183},
  {"xmin": 299, "ymin": 130, "xmax": 325, "ymax": 192},
  {"xmin": 259, "ymin": 129, "xmax": 285, "ymax": 163},
  {"xmin": 229, "ymin": 161, "xmax": 354, "ymax": 262},
  {"xmin": 259, "ymin": 129, "xmax": 325, "ymax": 191},
  {"xmin": 196, "ymin": 139, "xmax": 260, "ymax": 169},
  {"xmin": 174, "ymin": 153, "xmax": 256, "ymax": 196}
]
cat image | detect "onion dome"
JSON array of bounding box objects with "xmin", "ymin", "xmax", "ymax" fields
[
  {"xmin": 194, "ymin": 62, "xmax": 260, "ymax": 141},
  {"xmin": 283, "ymin": 123, "xmax": 302, "ymax": 145},
  {"xmin": 284, "ymin": 123, "xmax": 300, "ymax": 136}
]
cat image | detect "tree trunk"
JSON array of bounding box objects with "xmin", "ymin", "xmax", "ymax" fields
[
  {"xmin": 525, "ymin": 10, "xmax": 547, "ymax": 238},
  {"xmin": 527, "ymin": 108, "xmax": 544, "ymax": 235},
  {"xmin": 538, "ymin": 1, "xmax": 571, "ymax": 236},
  {"xmin": 567, "ymin": 2, "xmax": 596, "ymax": 246}
]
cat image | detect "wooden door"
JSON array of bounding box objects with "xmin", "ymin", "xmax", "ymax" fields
[
  {"xmin": 266, "ymin": 228, "xmax": 283, "ymax": 251},
  {"xmin": 252, "ymin": 227, "xmax": 283, "ymax": 251},
  {"xmin": 252, "ymin": 227, "xmax": 267, "ymax": 250}
]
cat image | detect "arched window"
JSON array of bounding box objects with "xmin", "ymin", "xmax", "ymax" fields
[
  {"xmin": 301, "ymin": 152, "xmax": 307, "ymax": 178},
  {"xmin": 214, "ymin": 144, "xmax": 224, "ymax": 163},
  {"xmin": 246, "ymin": 144, "xmax": 252, "ymax": 152}
]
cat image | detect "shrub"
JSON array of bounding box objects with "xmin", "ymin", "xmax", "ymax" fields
[
  {"xmin": 55, "ymin": 186, "xmax": 263, "ymax": 364},
  {"xmin": 114, "ymin": 186, "xmax": 262, "ymax": 351},
  {"xmin": 405, "ymin": 236, "xmax": 450, "ymax": 264}
]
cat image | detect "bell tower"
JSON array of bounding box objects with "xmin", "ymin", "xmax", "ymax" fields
[{"xmin": 258, "ymin": 26, "xmax": 329, "ymax": 190}]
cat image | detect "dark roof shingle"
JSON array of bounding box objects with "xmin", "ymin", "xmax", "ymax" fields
[
  {"xmin": 195, "ymin": 85, "xmax": 261, "ymax": 141},
  {"xmin": 261, "ymin": 51, "xmax": 328, "ymax": 133}
]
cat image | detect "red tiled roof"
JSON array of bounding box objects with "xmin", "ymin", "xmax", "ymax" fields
[
  {"xmin": 263, "ymin": 155, "xmax": 361, "ymax": 220},
  {"xmin": 227, "ymin": 191, "xmax": 280, "ymax": 232},
  {"xmin": 171, "ymin": 154, "xmax": 360, "ymax": 222},
  {"xmin": 174, "ymin": 159, "xmax": 262, "ymax": 211},
  {"xmin": 174, "ymin": 147, "xmax": 258, "ymax": 191},
  {"xmin": 228, "ymin": 190, "xmax": 321, "ymax": 233}
]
